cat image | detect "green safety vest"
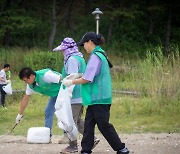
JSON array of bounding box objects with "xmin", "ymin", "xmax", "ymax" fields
[
  {"xmin": 6, "ymin": 71, "xmax": 11, "ymax": 79},
  {"xmin": 62, "ymin": 56, "xmax": 86, "ymax": 99},
  {"xmin": 29, "ymin": 69, "xmax": 61, "ymax": 97},
  {"xmin": 82, "ymin": 46, "xmax": 112, "ymax": 106}
]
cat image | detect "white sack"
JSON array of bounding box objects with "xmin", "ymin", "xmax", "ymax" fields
[
  {"xmin": 55, "ymin": 84, "xmax": 78, "ymax": 141},
  {"xmin": 3, "ymin": 83, "xmax": 12, "ymax": 95},
  {"xmin": 27, "ymin": 127, "xmax": 50, "ymax": 144}
]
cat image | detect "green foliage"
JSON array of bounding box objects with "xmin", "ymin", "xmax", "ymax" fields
[
  {"xmin": 0, "ymin": 48, "xmax": 64, "ymax": 73},
  {"xmin": 0, "ymin": 8, "xmax": 50, "ymax": 47},
  {"xmin": 24, "ymin": 51, "xmax": 63, "ymax": 72},
  {"xmin": 0, "ymin": 0, "xmax": 179, "ymax": 55},
  {"xmin": 112, "ymin": 45, "xmax": 180, "ymax": 107}
]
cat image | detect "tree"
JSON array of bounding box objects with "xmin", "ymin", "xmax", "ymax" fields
[
  {"xmin": 105, "ymin": 0, "xmax": 142, "ymax": 43},
  {"xmin": 48, "ymin": 0, "xmax": 57, "ymax": 50}
]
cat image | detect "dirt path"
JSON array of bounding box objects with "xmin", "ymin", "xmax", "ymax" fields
[{"xmin": 0, "ymin": 133, "xmax": 179, "ymax": 154}]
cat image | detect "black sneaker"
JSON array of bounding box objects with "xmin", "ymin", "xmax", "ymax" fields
[{"xmin": 117, "ymin": 147, "xmax": 129, "ymax": 154}]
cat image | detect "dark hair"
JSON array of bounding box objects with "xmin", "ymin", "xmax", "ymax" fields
[
  {"xmin": 78, "ymin": 32, "xmax": 105, "ymax": 46},
  {"xmin": 96, "ymin": 34, "xmax": 105, "ymax": 46},
  {"xmin": 4, "ymin": 64, "xmax": 10, "ymax": 68},
  {"xmin": 19, "ymin": 67, "xmax": 35, "ymax": 80}
]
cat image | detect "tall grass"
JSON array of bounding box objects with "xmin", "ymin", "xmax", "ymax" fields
[
  {"xmin": 111, "ymin": 46, "xmax": 180, "ymax": 117},
  {"xmin": 0, "ymin": 47, "xmax": 63, "ymax": 73},
  {"xmin": 0, "ymin": 46, "xmax": 179, "ymax": 135},
  {"xmin": 112, "ymin": 46, "xmax": 179, "ymax": 98}
]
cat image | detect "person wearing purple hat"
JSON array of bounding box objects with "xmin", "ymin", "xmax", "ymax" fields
[
  {"xmin": 53, "ymin": 37, "xmax": 100, "ymax": 153},
  {"xmin": 63, "ymin": 32, "xmax": 129, "ymax": 154}
]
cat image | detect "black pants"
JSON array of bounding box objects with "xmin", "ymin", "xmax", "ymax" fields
[
  {"xmin": 81, "ymin": 104, "xmax": 125, "ymax": 153},
  {"xmin": 0, "ymin": 84, "xmax": 6, "ymax": 107}
]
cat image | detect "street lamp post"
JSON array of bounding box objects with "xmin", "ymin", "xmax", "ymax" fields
[{"xmin": 92, "ymin": 8, "xmax": 103, "ymax": 34}]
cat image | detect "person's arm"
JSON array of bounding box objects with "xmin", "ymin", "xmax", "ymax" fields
[
  {"xmin": 16, "ymin": 84, "xmax": 33, "ymax": 124},
  {"xmin": 72, "ymin": 78, "xmax": 89, "ymax": 85},
  {"xmin": 63, "ymin": 54, "xmax": 101, "ymax": 87},
  {"xmin": 43, "ymin": 70, "xmax": 62, "ymax": 83},
  {"xmin": 15, "ymin": 94, "xmax": 30, "ymax": 124},
  {"xmin": 18, "ymin": 94, "xmax": 31, "ymax": 114},
  {"xmin": 0, "ymin": 77, "xmax": 5, "ymax": 82}
]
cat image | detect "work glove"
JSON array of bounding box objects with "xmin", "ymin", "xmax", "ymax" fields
[
  {"xmin": 62, "ymin": 79, "xmax": 73, "ymax": 87},
  {"xmin": 5, "ymin": 80, "xmax": 11, "ymax": 84},
  {"xmin": 66, "ymin": 73, "xmax": 83, "ymax": 80},
  {"xmin": 16, "ymin": 114, "xmax": 23, "ymax": 124}
]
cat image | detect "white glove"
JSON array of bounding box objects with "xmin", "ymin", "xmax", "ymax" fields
[
  {"xmin": 62, "ymin": 79, "xmax": 73, "ymax": 87},
  {"xmin": 66, "ymin": 73, "xmax": 83, "ymax": 80},
  {"xmin": 5, "ymin": 80, "xmax": 11, "ymax": 84},
  {"xmin": 16, "ymin": 114, "xmax": 23, "ymax": 123}
]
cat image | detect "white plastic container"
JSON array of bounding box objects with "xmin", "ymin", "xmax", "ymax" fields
[{"xmin": 27, "ymin": 127, "xmax": 50, "ymax": 144}]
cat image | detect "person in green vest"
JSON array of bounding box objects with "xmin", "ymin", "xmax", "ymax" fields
[
  {"xmin": 53, "ymin": 37, "xmax": 100, "ymax": 153},
  {"xmin": 63, "ymin": 32, "xmax": 129, "ymax": 154},
  {"xmin": 15, "ymin": 67, "xmax": 62, "ymax": 139}
]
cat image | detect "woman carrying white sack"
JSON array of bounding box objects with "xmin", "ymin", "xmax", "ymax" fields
[
  {"xmin": 53, "ymin": 37, "xmax": 100, "ymax": 153},
  {"xmin": 0, "ymin": 64, "xmax": 11, "ymax": 109}
]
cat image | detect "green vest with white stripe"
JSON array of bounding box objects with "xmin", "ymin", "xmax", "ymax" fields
[
  {"xmin": 62, "ymin": 56, "xmax": 86, "ymax": 99},
  {"xmin": 29, "ymin": 69, "xmax": 61, "ymax": 97},
  {"xmin": 81, "ymin": 46, "xmax": 112, "ymax": 106}
]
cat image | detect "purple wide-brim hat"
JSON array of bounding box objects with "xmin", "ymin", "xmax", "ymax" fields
[{"xmin": 53, "ymin": 37, "xmax": 77, "ymax": 51}]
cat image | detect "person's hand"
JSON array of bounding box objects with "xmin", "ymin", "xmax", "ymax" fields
[
  {"xmin": 16, "ymin": 114, "xmax": 23, "ymax": 123},
  {"xmin": 66, "ymin": 73, "xmax": 82, "ymax": 80},
  {"xmin": 5, "ymin": 80, "xmax": 11, "ymax": 84},
  {"xmin": 62, "ymin": 79, "xmax": 73, "ymax": 87}
]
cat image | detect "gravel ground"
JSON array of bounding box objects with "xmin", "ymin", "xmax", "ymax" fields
[{"xmin": 0, "ymin": 133, "xmax": 179, "ymax": 154}]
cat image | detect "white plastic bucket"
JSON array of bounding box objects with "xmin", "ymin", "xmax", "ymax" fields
[{"xmin": 27, "ymin": 127, "xmax": 50, "ymax": 144}]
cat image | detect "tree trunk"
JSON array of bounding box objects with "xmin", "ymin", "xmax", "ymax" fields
[
  {"xmin": 48, "ymin": 0, "xmax": 57, "ymax": 50},
  {"xmin": 164, "ymin": 2, "xmax": 172, "ymax": 54}
]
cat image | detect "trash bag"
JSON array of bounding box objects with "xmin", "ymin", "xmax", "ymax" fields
[
  {"xmin": 3, "ymin": 83, "xmax": 12, "ymax": 95},
  {"xmin": 55, "ymin": 84, "xmax": 78, "ymax": 141}
]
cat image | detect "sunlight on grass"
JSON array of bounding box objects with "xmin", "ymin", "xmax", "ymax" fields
[
  {"xmin": 0, "ymin": 94, "xmax": 62, "ymax": 136},
  {"xmin": 0, "ymin": 46, "xmax": 179, "ymax": 136}
]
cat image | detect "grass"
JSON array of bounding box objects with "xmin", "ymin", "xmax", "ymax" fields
[
  {"xmin": 0, "ymin": 94, "xmax": 60, "ymax": 136},
  {"xmin": 0, "ymin": 92, "xmax": 179, "ymax": 136},
  {"xmin": 110, "ymin": 95, "xmax": 180, "ymax": 134},
  {"xmin": 0, "ymin": 46, "xmax": 180, "ymax": 136}
]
